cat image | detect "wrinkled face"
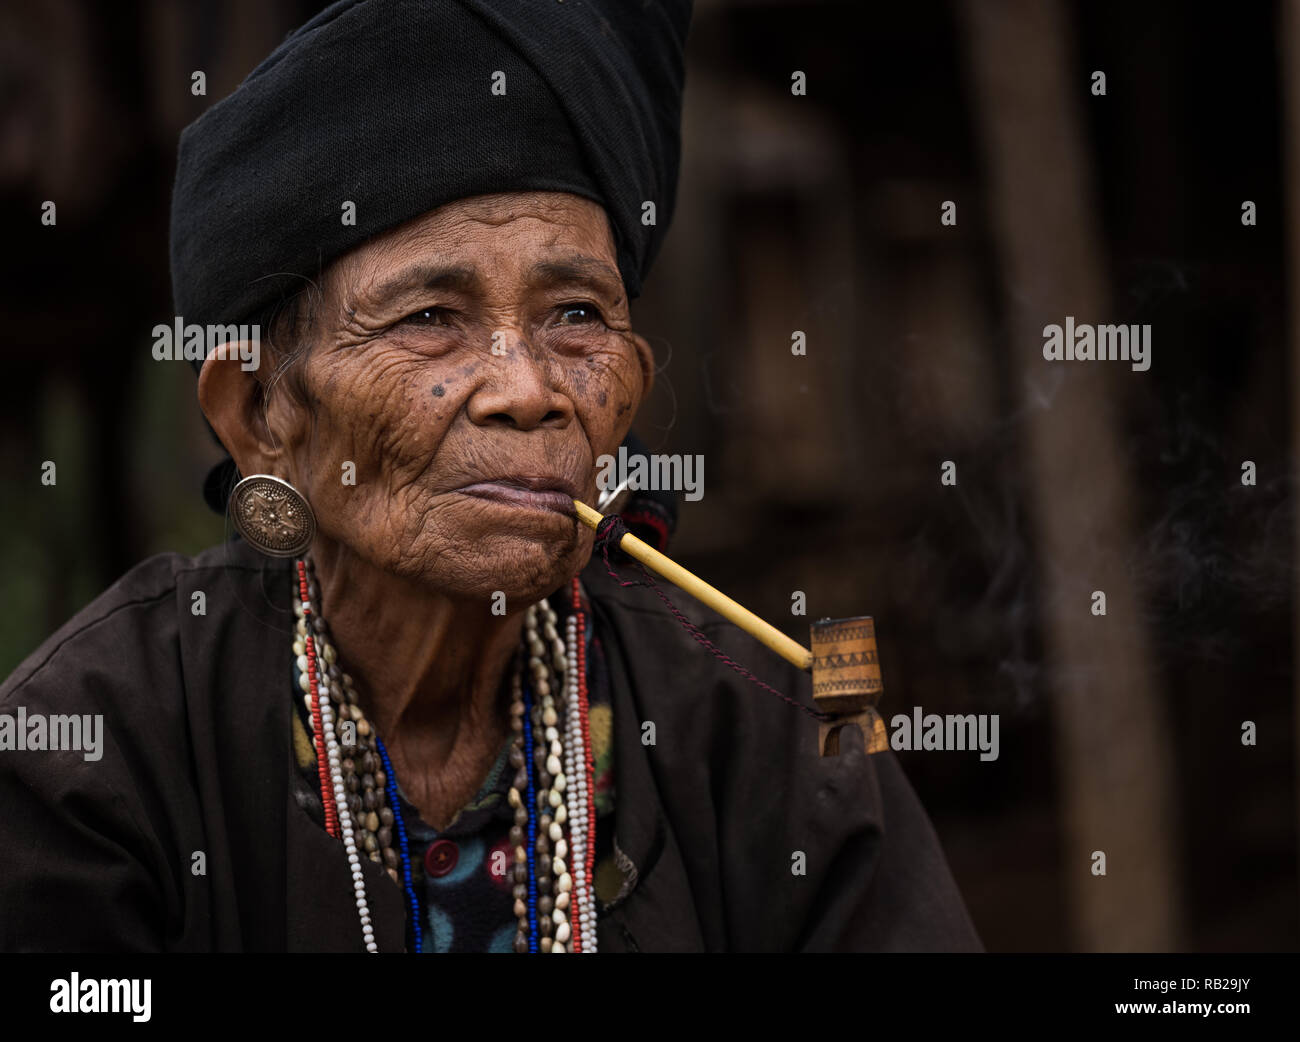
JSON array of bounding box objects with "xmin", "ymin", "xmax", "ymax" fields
[{"xmin": 262, "ymin": 192, "xmax": 653, "ymax": 603}]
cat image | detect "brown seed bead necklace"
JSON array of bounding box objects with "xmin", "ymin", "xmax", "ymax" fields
[{"xmin": 295, "ymin": 557, "xmax": 595, "ymax": 952}]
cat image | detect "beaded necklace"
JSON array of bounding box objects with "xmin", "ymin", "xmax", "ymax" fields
[{"xmin": 293, "ymin": 559, "xmax": 597, "ymax": 953}]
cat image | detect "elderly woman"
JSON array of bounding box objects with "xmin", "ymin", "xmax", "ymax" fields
[{"xmin": 0, "ymin": 0, "xmax": 980, "ymax": 953}]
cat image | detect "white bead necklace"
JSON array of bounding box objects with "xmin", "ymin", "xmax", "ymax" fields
[{"xmin": 297, "ymin": 575, "xmax": 598, "ymax": 954}]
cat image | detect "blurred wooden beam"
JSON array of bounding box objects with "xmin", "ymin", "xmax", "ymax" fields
[
  {"xmin": 1279, "ymin": 0, "xmax": 1300, "ymax": 922},
  {"xmin": 961, "ymin": 0, "xmax": 1182, "ymax": 950}
]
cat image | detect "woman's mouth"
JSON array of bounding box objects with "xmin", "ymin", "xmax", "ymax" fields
[{"xmin": 456, "ymin": 480, "xmax": 577, "ymax": 515}]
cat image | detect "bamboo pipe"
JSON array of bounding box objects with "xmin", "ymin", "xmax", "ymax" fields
[
  {"xmin": 572, "ymin": 499, "xmax": 814, "ymax": 671},
  {"xmin": 573, "ymin": 499, "xmax": 888, "ymax": 756}
]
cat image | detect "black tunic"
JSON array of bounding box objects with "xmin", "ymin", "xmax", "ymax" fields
[{"xmin": 0, "ymin": 538, "xmax": 982, "ymax": 952}]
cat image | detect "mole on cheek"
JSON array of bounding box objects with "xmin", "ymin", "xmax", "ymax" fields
[{"xmin": 432, "ymin": 384, "xmax": 445, "ymax": 397}]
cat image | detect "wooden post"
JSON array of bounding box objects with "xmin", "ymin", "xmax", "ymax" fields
[
  {"xmin": 960, "ymin": 0, "xmax": 1182, "ymax": 950},
  {"xmin": 1279, "ymin": 0, "xmax": 1300, "ymax": 921}
]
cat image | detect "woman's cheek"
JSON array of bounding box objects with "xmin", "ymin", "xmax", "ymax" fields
[
  {"xmin": 598, "ymin": 357, "xmax": 642, "ymax": 441},
  {"xmin": 340, "ymin": 360, "xmax": 446, "ymax": 470},
  {"xmin": 283, "ymin": 389, "xmax": 369, "ymax": 514},
  {"xmin": 574, "ymin": 338, "xmax": 640, "ymax": 403}
]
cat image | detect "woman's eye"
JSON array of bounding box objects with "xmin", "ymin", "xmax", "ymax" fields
[
  {"xmin": 557, "ymin": 302, "xmax": 603, "ymax": 325},
  {"xmin": 400, "ymin": 306, "xmax": 452, "ymax": 326}
]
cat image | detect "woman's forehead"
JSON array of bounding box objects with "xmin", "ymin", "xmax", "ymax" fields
[
  {"xmin": 385, "ymin": 192, "xmax": 611, "ymax": 249},
  {"xmin": 335, "ymin": 193, "xmax": 621, "ymax": 298}
]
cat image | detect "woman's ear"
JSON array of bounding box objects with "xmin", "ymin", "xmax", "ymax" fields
[{"xmin": 197, "ymin": 344, "xmax": 286, "ymax": 477}]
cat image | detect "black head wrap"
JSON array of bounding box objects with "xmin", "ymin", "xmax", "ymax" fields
[
  {"xmin": 170, "ymin": 0, "xmax": 691, "ymax": 334},
  {"xmin": 171, "ymin": 0, "xmax": 691, "ymax": 515}
]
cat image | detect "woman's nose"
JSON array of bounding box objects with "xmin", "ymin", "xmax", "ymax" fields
[{"xmin": 465, "ymin": 333, "xmax": 573, "ymax": 431}]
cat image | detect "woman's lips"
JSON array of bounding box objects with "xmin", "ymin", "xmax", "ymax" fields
[{"xmin": 456, "ymin": 482, "xmax": 576, "ymax": 515}]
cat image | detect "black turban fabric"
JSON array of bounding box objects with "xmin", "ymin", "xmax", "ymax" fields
[{"xmin": 170, "ymin": 0, "xmax": 692, "ymax": 335}]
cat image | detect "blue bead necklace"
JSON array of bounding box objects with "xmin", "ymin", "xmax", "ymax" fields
[
  {"xmin": 373, "ymin": 734, "xmax": 422, "ymax": 954},
  {"xmin": 376, "ymin": 678, "xmax": 540, "ymax": 955}
]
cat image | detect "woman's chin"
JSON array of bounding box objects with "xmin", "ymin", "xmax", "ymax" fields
[{"xmin": 400, "ymin": 531, "xmax": 586, "ymax": 605}]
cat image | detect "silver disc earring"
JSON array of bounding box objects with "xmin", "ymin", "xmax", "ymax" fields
[{"xmin": 228, "ymin": 474, "xmax": 316, "ymax": 558}]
